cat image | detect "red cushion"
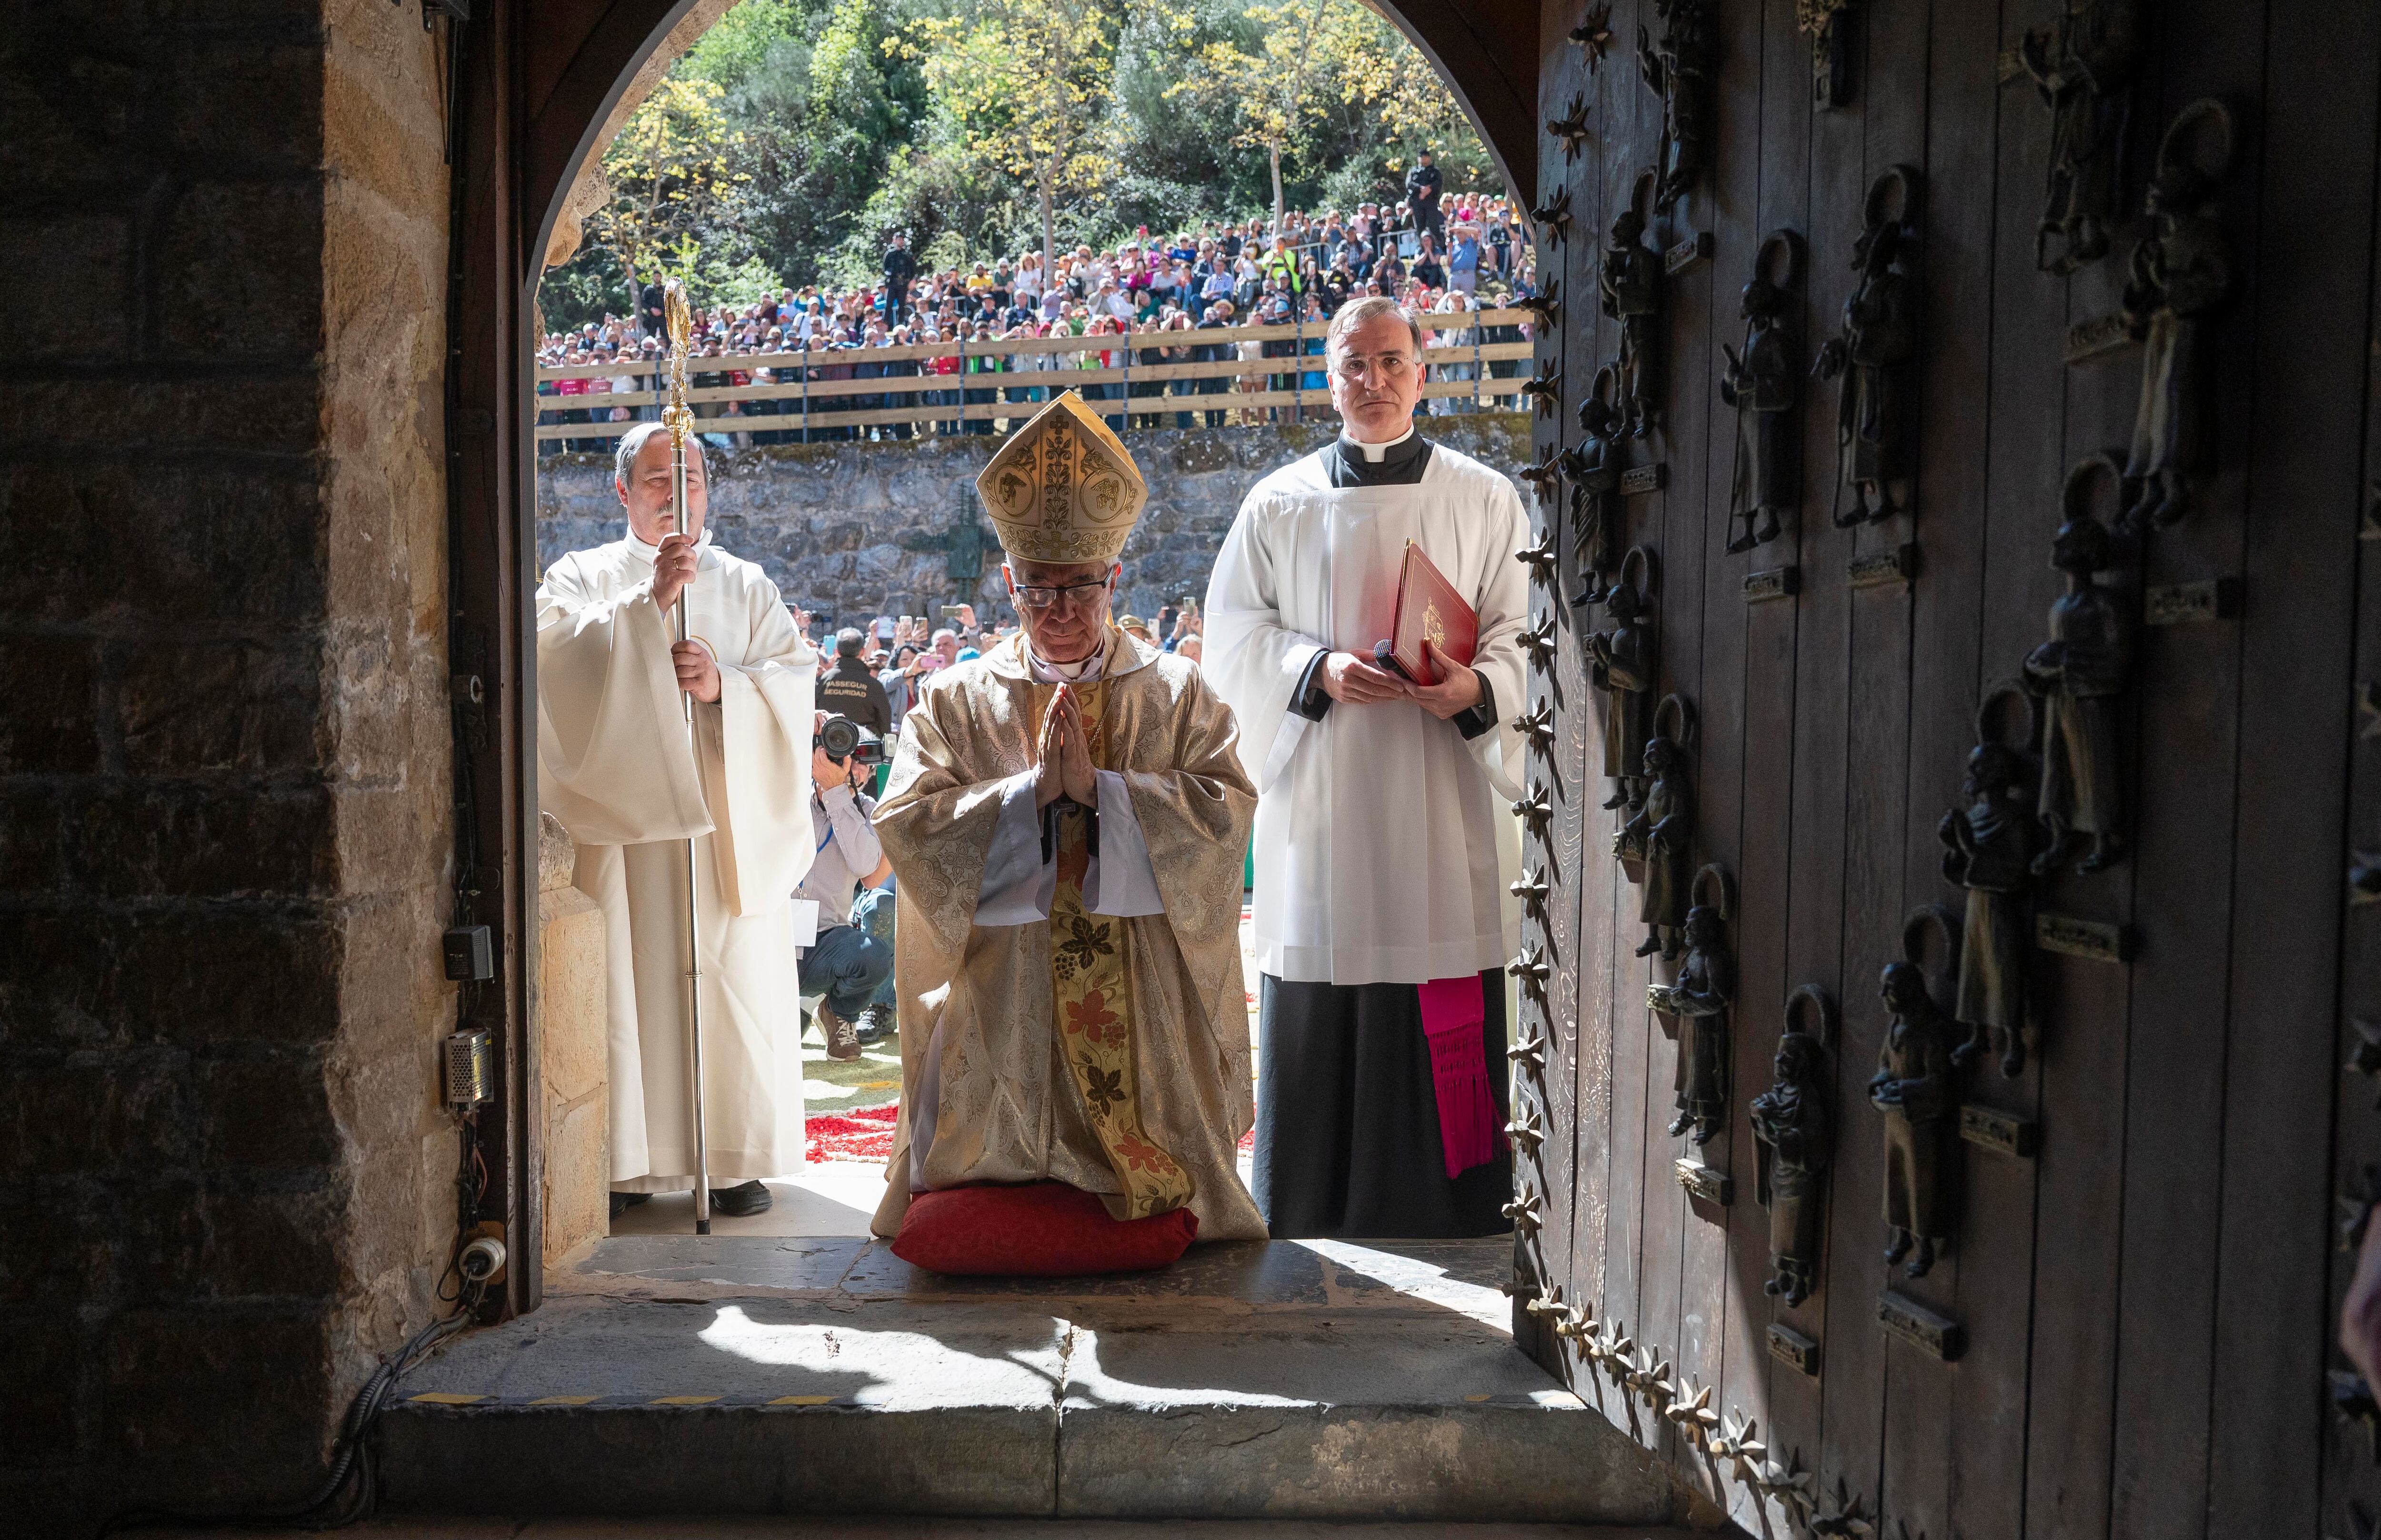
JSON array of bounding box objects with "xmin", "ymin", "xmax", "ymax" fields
[{"xmin": 891, "ymin": 1181, "xmax": 1199, "ymax": 1276}]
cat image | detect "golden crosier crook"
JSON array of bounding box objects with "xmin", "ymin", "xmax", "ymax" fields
[{"xmin": 660, "ymin": 278, "xmax": 713, "ymax": 1236}]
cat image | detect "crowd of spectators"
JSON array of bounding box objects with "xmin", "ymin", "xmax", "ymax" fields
[
  {"xmin": 789, "ymin": 598, "xmax": 1205, "ymax": 758},
  {"xmin": 538, "ymin": 179, "xmax": 1538, "ymax": 451}
]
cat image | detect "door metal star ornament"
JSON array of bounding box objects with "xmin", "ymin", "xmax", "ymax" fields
[
  {"xmin": 1809, "ymin": 1477, "xmax": 1877, "ymax": 1537},
  {"xmin": 1569, "ymin": 0, "xmax": 1615, "ymax": 67},
  {"xmin": 1663, "ymin": 1376, "xmax": 1718, "ymax": 1446}
]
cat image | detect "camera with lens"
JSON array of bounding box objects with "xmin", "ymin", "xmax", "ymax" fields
[{"xmin": 815, "ymin": 715, "xmax": 886, "ymax": 766}]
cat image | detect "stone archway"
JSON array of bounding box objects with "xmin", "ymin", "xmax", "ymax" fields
[{"xmin": 448, "ymin": 0, "xmax": 1549, "ymax": 1299}]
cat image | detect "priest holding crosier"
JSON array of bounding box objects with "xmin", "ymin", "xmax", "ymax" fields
[
  {"xmin": 537, "ymin": 422, "xmax": 819, "ymax": 1221},
  {"xmin": 1207, "ymin": 295, "xmax": 1530, "ymax": 1238},
  {"xmin": 870, "ymin": 391, "xmax": 1267, "ymax": 1254}
]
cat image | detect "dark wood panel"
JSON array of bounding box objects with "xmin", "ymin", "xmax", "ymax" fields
[
  {"xmin": 1737, "ymin": 0, "xmax": 1820, "ymax": 1526},
  {"xmin": 1880, "ymin": 0, "xmax": 2001, "ymax": 1530},
  {"xmin": 1634, "ymin": 4, "xmax": 1724, "ymax": 1467},
  {"xmin": 1514, "ymin": 2, "xmax": 2370, "ymax": 1533},
  {"xmin": 1559, "ymin": 0, "xmax": 1621, "ymax": 1416},
  {"xmin": 1515, "ymin": 0, "xmax": 1587, "ymax": 1386},
  {"xmin": 2104, "ymin": 5, "xmax": 2266, "ymax": 1535},
  {"xmin": 2326, "ymin": 42, "xmax": 2381, "ymax": 1530},
  {"xmin": 1592, "ymin": 0, "xmax": 1655, "ymax": 1430},
  {"xmin": 1690, "ymin": 0, "xmax": 1770, "ymax": 1520},
  {"xmin": 2021, "ymin": 30, "xmax": 2150, "ymax": 1540},
  {"xmin": 1798, "ymin": 4, "xmax": 1869, "ymax": 1511},
  {"xmin": 2209, "ymin": 0, "xmax": 2379, "ymax": 1530}
]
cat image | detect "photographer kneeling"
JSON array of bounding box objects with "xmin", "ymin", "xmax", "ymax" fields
[{"xmin": 798, "ymin": 710, "xmax": 893, "ymax": 1060}]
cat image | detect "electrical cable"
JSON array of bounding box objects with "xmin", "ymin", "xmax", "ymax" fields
[{"xmin": 97, "ymin": 1280, "xmax": 487, "ymax": 1536}]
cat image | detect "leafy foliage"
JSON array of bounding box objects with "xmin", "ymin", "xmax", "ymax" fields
[{"xmin": 538, "ymin": 0, "xmax": 1502, "ymax": 330}]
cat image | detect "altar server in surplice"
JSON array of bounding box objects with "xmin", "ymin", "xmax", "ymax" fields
[
  {"xmin": 537, "ymin": 422, "xmax": 818, "ymax": 1220},
  {"xmin": 1205, "ymin": 296, "xmax": 1530, "ymax": 1238},
  {"xmin": 868, "ymin": 391, "xmax": 1267, "ymax": 1243}
]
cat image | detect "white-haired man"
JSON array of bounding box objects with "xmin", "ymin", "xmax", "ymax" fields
[
  {"xmin": 1206, "ymin": 295, "xmax": 1530, "ymax": 1239},
  {"xmin": 538, "ymin": 421, "xmax": 819, "ymax": 1221}
]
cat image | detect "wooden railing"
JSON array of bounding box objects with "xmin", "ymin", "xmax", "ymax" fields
[{"xmin": 533, "ymin": 309, "xmax": 1538, "ymax": 441}]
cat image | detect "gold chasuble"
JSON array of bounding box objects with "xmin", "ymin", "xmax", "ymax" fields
[{"xmin": 869, "ymin": 625, "xmax": 1266, "ymax": 1241}]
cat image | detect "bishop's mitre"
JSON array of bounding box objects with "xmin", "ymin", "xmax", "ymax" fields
[{"xmin": 974, "ymin": 390, "xmax": 1148, "ymax": 566}]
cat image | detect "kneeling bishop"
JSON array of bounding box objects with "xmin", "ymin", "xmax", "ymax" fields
[{"xmin": 870, "ymin": 391, "xmax": 1267, "ymax": 1242}]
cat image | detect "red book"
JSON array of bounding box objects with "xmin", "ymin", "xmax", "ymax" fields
[{"xmin": 1376, "ymin": 540, "xmax": 1478, "ymax": 687}]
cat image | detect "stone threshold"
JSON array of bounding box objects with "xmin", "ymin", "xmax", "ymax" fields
[{"xmin": 373, "ymin": 1240, "xmax": 1713, "ymax": 1527}]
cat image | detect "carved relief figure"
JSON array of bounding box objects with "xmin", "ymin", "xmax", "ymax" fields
[
  {"xmin": 1619, "ymin": 695, "xmax": 1696, "ymax": 959},
  {"xmin": 1798, "ymin": 0, "xmax": 1856, "ymax": 109},
  {"xmin": 1563, "ymin": 367, "xmax": 1625, "ymax": 593},
  {"xmin": 1869, "ymin": 960, "xmax": 1959, "ymax": 1278},
  {"xmin": 1650, "ymin": 865, "xmax": 1733, "ymax": 1144},
  {"xmin": 1938, "ymin": 686, "xmax": 2046, "ymax": 1077},
  {"xmin": 1601, "ymin": 174, "xmax": 1663, "ymax": 438},
  {"xmin": 1585, "ymin": 547, "xmax": 1658, "ymax": 811},
  {"xmin": 1637, "ymin": 0, "xmax": 1716, "ymax": 208},
  {"xmin": 1751, "ymin": 985, "xmax": 1836, "ymax": 1306},
  {"xmin": 1721, "ymin": 231, "xmax": 1802, "ymax": 553},
  {"xmin": 2024, "ymin": 458, "xmax": 2134, "ymax": 876},
  {"xmin": 2121, "ymin": 99, "xmax": 2239, "ymax": 528},
  {"xmin": 1813, "ymin": 167, "xmax": 1921, "ymax": 526},
  {"xmin": 2020, "ymin": 0, "xmax": 2140, "ymax": 275}
]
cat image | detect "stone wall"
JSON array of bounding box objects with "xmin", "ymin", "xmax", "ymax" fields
[
  {"xmin": 0, "ymin": 0, "xmax": 454, "ymax": 1528},
  {"xmin": 537, "ymin": 815, "xmax": 609, "ymax": 1268},
  {"xmin": 536, "ymin": 413, "xmax": 1535, "ymax": 628}
]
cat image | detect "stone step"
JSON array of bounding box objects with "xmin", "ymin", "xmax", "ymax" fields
[{"xmin": 375, "ymin": 1238, "xmax": 1710, "ymax": 1527}]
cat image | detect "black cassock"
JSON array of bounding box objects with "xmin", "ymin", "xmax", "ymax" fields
[{"xmin": 1248, "ymin": 430, "xmax": 1516, "ymax": 1240}]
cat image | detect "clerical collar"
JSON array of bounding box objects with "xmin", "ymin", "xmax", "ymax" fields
[
  {"xmin": 1026, "ymin": 642, "xmax": 1106, "ymax": 683},
  {"xmin": 1342, "ymin": 423, "xmax": 1417, "ymax": 462},
  {"xmin": 1323, "ymin": 424, "xmax": 1432, "ymax": 488},
  {"xmin": 1019, "ymin": 622, "xmax": 1130, "ymax": 683},
  {"xmin": 625, "ymin": 528, "xmax": 714, "ymax": 564}
]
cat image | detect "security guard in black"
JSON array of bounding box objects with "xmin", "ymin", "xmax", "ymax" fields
[{"xmin": 818, "ymin": 628, "xmax": 892, "ymax": 736}]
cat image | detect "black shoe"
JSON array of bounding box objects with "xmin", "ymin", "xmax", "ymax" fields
[
  {"xmin": 853, "ymin": 1003, "xmax": 896, "ymax": 1046},
  {"xmin": 709, "ymin": 1180, "xmax": 773, "ymax": 1218},
  {"xmin": 817, "ymin": 1000, "xmax": 862, "ymax": 1060},
  {"xmin": 609, "ymin": 1191, "xmax": 652, "ymax": 1220}
]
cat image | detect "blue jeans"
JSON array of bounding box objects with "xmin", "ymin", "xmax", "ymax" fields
[
  {"xmin": 850, "ymin": 880, "xmax": 899, "ymax": 1012},
  {"xmin": 799, "ymin": 916, "xmax": 891, "ymax": 1020}
]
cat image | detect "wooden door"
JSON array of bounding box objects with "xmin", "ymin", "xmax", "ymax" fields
[{"xmin": 1509, "ymin": 2, "xmax": 2381, "ymax": 1535}]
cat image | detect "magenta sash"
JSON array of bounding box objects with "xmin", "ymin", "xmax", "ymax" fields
[{"xmin": 1418, "ymin": 974, "xmax": 1501, "ymax": 1179}]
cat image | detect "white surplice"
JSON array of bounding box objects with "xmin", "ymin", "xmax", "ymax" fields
[
  {"xmin": 1204, "ymin": 443, "xmax": 1529, "ymax": 986},
  {"xmin": 536, "ymin": 533, "xmax": 818, "ymax": 1191}
]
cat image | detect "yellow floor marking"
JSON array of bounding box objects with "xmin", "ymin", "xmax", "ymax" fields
[
  {"xmin": 651, "ymin": 1395, "xmax": 721, "ymax": 1405},
  {"xmin": 408, "ymin": 1392, "xmax": 485, "ymax": 1405},
  {"xmin": 769, "ymin": 1395, "xmax": 836, "ymax": 1406},
  {"xmin": 1463, "ymin": 1393, "xmax": 1493, "ymax": 1402},
  {"xmin": 528, "ymin": 1395, "xmax": 601, "ymax": 1406}
]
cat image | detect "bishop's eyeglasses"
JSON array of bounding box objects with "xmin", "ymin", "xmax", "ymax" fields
[{"xmin": 1010, "ymin": 574, "xmax": 1114, "ymax": 611}]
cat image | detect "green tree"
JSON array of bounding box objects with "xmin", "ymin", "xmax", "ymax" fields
[
  {"xmin": 584, "ymin": 76, "xmax": 750, "ymax": 293},
  {"xmin": 891, "ymin": 0, "xmax": 1122, "ymax": 280},
  {"xmin": 1168, "ymin": 0, "xmax": 1351, "ymax": 231},
  {"xmin": 1163, "ymin": 0, "xmax": 1481, "ymax": 232}
]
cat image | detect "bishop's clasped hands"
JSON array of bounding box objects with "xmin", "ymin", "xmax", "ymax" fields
[{"xmin": 1032, "ymin": 684, "xmax": 1098, "ymax": 810}]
